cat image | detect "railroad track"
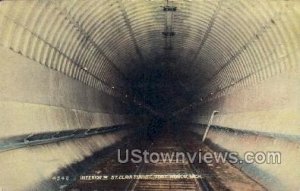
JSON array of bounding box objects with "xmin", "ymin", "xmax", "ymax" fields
[
  {"xmin": 125, "ymin": 129, "xmax": 210, "ymax": 191},
  {"xmin": 67, "ymin": 129, "xmax": 211, "ymax": 191},
  {"xmin": 67, "ymin": 126, "xmax": 265, "ymax": 191}
]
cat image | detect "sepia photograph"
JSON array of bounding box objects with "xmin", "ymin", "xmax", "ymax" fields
[{"xmin": 0, "ymin": 0, "xmax": 299, "ymax": 190}]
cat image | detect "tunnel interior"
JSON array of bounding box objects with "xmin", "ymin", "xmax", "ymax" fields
[{"xmin": 0, "ymin": 0, "xmax": 300, "ymax": 190}]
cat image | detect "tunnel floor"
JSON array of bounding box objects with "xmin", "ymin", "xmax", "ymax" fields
[{"xmin": 66, "ymin": 125, "xmax": 266, "ymax": 191}]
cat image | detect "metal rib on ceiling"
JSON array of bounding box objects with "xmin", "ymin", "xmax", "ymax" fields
[{"xmin": 0, "ymin": 0, "xmax": 299, "ymax": 109}]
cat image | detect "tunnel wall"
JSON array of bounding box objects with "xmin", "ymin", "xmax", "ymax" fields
[
  {"xmin": 185, "ymin": 2, "xmax": 300, "ymax": 190},
  {"xmin": 0, "ymin": 1, "xmax": 149, "ymax": 190},
  {"xmin": 194, "ymin": 68, "xmax": 300, "ymax": 135},
  {"xmin": 0, "ymin": 35, "xmax": 143, "ymax": 190},
  {"xmin": 0, "ymin": 46, "xmax": 134, "ymax": 138},
  {"xmin": 0, "ymin": 47, "xmax": 141, "ymax": 190},
  {"xmin": 191, "ymin": 68, "xmax": 300, "ymax": 190}
]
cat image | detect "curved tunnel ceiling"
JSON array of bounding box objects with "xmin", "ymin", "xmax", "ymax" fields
[
  {"xmin": 0, "ymin": 0, "xmax": 299, "ymax": 114},
  {"xmin": 1, "ymin": 1, "xmax": 300, "ymax": 190}
]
